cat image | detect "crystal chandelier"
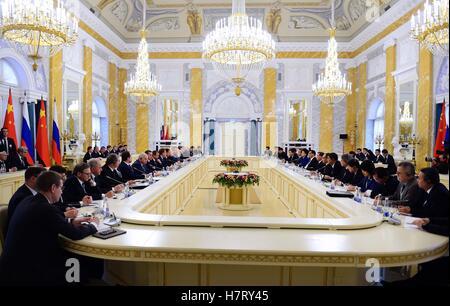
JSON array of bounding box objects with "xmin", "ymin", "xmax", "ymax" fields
[
  {"xmin": 410, "ymin": 0, "xmax": 449, "ymax": 57},
  {"xmin": 312, "ymin": 0, "xmax": 351, "ymax": 105},
  {"xmin": 0, "ymin": 0, "xmax": 78, "ymax": 71},
  {"xmin": 124, "ymin": 0, "xmax": 161, "ymax": 103},
  {"xmin": 202, "ymin": 0, "xmax": 275, "ymax": 96}
]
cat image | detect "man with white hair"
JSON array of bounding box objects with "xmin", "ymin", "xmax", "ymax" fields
[
  {"xmin": 88, "ymin": 158, "xmax": 124, "ymax": 197},
  {"xmin": 132, "ymin": 153, "xmax": 150, "ymax": 175},
  {"xmin": 0, "ymin": 151, "xmax": 16, "ymax": 173}
]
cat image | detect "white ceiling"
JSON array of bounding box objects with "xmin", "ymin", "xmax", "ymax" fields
[{"xmin": 82, "ymin": 0, "xmax": 396, "ymax": 43}]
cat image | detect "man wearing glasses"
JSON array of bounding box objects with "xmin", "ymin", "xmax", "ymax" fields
[{"xmin": 62, "ymin": 162, "xmax": 97, "ymax": 206}]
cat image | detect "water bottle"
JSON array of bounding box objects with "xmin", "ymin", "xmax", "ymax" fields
[
  {"xmin": 330, "ymin": 180, "xmax": 336, "ymax": 190},
  {"xmin": 103, "ymin": 197, "xmax": 110, "ymax": 218},
  {"xmin": 354, "ymin": 187, "xmax": 362, "ymax": 203}
]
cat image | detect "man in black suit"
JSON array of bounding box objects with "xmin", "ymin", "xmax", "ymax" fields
[
  {"xmin": 119, "ymin": 151, "xmax": 145, "ymax": 181},
  {"xmin": 6, "ymin": 167, "xmax": 46, "ymax": 232},
  {"xmin": 373, "ymin": 167, "xmax": 399, "ymax": 198},
  {"xmin": 87, "ymin": 158, "xmax": 123, "ymax": 198},
  {"xmin": 132, "ymin": 153, "xmax": 150, "ymax": 175},
  {"xmin": 317, "ymin": 153, "xmax": 330, "ymax": 174},
  {"xmin": 158, "ymin": 149, "xmax": 171, "ymax": 169},
  {"xmin": 314, "ymin": 152, "xmax": 326, "ymax": 171},
  {"xmin": 13, "ymin": 146, "xmax": 31, "ymax": 170},
  {"xmin": 62, "ymin": 163, "xmax": 98, "ymax": 206},
  {"xmin": 336, "ymin": 154, "xmax": 352, "ymax": 183},
  {"xmin": 374, "ymin": 149, "xmax": 385, "ymax": 164},
  {"xmin": 399, "ymin": 167, "xmax": 449, "ymax": 218},
  {"xmin": 286, "ymin": 148, "xmax": 299, "ymax": 164},
  {"xmin": 305, "ymin": 150, "xmax": 319, "ymax": 170},
  {"xmin": 149, "ymin": 150, "xmax": 163, "ymax": 171},
  {"xmin": 0, "ymin": 127, "xmax": 17, "ymax": 164},
  {"xmin": 323, "ymin": 153, "xmax": 343, "ymax": 181},
  {"xmin": 276, "ymin": 147, "xmax": 288, "ymax": 161},
  {"xmin": 0, "ymin": 151, "xmax": 16, "ymax": 173},
  {"xmin": 91, "ymin": 146, "xmax": 101, "ymax": 158},
  {"xmin": 355, "ymin": 148, "xmax": 365, "ymax": 161},
  {"xmin": 382, "ymin": 149, "xmax": 397, "ymax": 175},
  {"xmin": 83, "ymin": 146, "xmax": 94, "ymax": 163},
  {"xmin": 99, "ymin": 153, "xmax": 126, "ymax": 193},
  {"xmin": 339, "ymin": 158, "xmax": 364, "ymax": 186},
  {"xmin": 0, "ymin": 171, "xmax": 98, "ymax": 285}
]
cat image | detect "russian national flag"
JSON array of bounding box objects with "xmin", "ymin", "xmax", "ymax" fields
[
  {"xmin": 52, "ymin": 99, "xmax": 62, "ymax": 165},
  {"xmin": 21, "ymin": 98, "xmax": 34, "ymax": 164}
]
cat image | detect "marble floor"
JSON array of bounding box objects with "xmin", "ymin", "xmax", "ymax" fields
[{"xmin": 179, "ymin": 172, "xmax": 294, "ymax": 218}]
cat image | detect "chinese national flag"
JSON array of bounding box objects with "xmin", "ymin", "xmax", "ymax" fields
[
  {"xmin": 36, "ymin": 98, "xmax": 51, "ymax": 167},
  {"xmin": 434, "ymin": 100, "xmax": 447, "ymax": 157},
  {"xmin": 2, "ymin": 88, "xmax": 18, "ymax": 147}
]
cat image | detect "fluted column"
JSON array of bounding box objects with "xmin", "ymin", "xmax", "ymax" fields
[
  {"xmin": 319, "ymin": 101, "xmax": 334, "ymax": 153},
  {"xmin": 49, "ymin": 50, "xmax": 63, "ymax": 161},
  {"xmin": 82, "ymin": 41, "xmax": 93, "ymax": 149},
  {"xmin": 108, "ymin": 60, "xmax": 118, "ymax": 145},
  {"xmin": 356, "ymin": 58, "xmax": 367, "ymax": 149},
  {"xmin": 190, "ymin": 66, "xmax": 203, "ymax": 148},
  {"xmin": 263, "ymin": 66, "xmax": 277, "ymax": 149},
  {"xmin": 136, "ymin": 101, "xmax": 149, "ymax": 153},
  {"xmin": 416, "ymin": 48, "xmax": 433, "ymax": 171},
  {"xmin": 345, "ymin": 64, "xmax": 357, "ymax": 152},
  {"xmin": 384, "ymin": 40, "xmax": 396, "ymax": 153},
  {"xmin": 118, "ymin": 65, "xmax": 128, "ymax": 144}
]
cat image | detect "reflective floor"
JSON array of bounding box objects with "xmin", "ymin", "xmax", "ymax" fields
[{"xmin": 179, "ymin": 172, "xmax": 294, "ymax": 217}]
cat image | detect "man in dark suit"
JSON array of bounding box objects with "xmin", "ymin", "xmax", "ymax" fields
[
  {"xmin": 399, "ymin": 167, "xmax": 449, "ymax": 218},
  {"xmin": 382, "ymin": 149, "xmax": 397, "ymax": 175},
  {"xmin": 0, "ymin": 151, "xmax": 15, "ymax": 173},
  {"xmin": 0, "ymin": 171, "xmax": 98, "ymax": 285},
  {"xmin": 374, "ymin": 149, "xmax": 385, "ymax": 164},
  {"xmin": 390, "ymin": 162, "xmax": 419, "ymax": 207},
  {"xmin": 276, "ymin": 147, "xmax": 288, "ymax": 161},
  {"xmin": 91, "ymin": 146, "xmax": 101, "ymax": 158},
  {"xmin": 132, "ymin": 153, "xmax": 150, "ymax": 175},
  {"xmin": 373, "ymin": 167, "xmax": 399, "ymax": 198},
  {"xmin": 0, "ymin": 127, "xmax": 17, "ymax": 164},
  {"xmin": 6, "ymin": 167, "xmax": 46, "ymax": 232},
  {"xmin": 150, "ymin": 150, "xmax": 163, "ymax": 171},
  {"xmin": 323, "ymin": 153, "xmax": 343, "ymax": 181},
  {"xmin": 317, "ymin": 153, "xmax": 331, "ymax": 175},
  {"xmin": 83, "ymin": 146, "xmax": 94, "ymax": 163},
  {"xmin": 119, "ymin": 151, "xmax": 145, "ymax": 181},
  {"xmin": 87, "ymin": 157, "xmax": 123, "ymax": 197},
  {"xmin": 355, "ymin": 148, "xmax": 365, "ymax": 161},
  {"xmin": 99, "ymin": 153, "xmax": 126, "ymax": 193},
  {"xmin": 305, "ymin": 150, "xmax": 319, "ymax": 170},
  {"xmin": 314, "ymin": 152, "xmax": 326, "ymax": 171},
  {"xmin": 62, "ymin": 163, "xmax": 99, "ymax": 206},
  {"xmin": 286, "ymin": 148, "xmax": 299, "ymax": 164},
  {"xmin": 13, "ymin": 146, "xmax": 31, "ymax": 170},
  {"xmin": 336, "ymin": 154, "xmax": 352, "ymax": 183},
  {"xmin": 158, "ymin": 149, "xmax": 171, "ymax": 169},
  {"xmin": 341, "ymin": 158, "xmax": 364, "ymax": 186}
]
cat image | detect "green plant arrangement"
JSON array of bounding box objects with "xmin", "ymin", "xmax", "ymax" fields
[
  {"xmin": 212, "ymin": 173, "xmax": 260, "ymax": 188},
  {"xmin": 219, "ymin": 159, "xmax": 249, "ymax": 172}
]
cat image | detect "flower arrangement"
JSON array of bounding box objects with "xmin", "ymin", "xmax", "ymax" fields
[
  {"xmin": 220, "ymin": 159, "xmax": 248, "ymax": 172},
  {"xmin": 212, "ymin": 173, "xmax": 260, "ymax": 188}
]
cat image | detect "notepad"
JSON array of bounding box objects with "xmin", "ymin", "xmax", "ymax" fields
[{"xmin": 403, "ymin": 216, "xmax": 421, "ymax": 229}]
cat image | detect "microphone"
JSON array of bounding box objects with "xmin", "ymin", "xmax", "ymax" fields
[
  {"xmin": 132, "ymin": 166, "xmax": 147, "ymax": 174},
  {"xmin": 106, "ymin": 175, "xmax": 125, "ymax": 185}
]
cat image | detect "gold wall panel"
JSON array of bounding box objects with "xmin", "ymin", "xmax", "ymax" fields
[
  {"xmin": 190, "ymin": 68, "xmax": 203, "ymax": 147},
  {"xmin": 136, "ymin": 103, "xmax": 149, "ymax": 153},
  {"xmin": 345, "ymin": 67, "xmax": 357, "ymax": 152},
  {"xmin": 118, "ymin": 68, "xmax": 128, "ymax": 144},
  {"xmin": 83, "ymin": 46, "xmax": 93, "ymax": 149},
  {"xmin": 356, "ymin": 62, "xmax": 367, "ymax": 149},
  {"xmin": 319, "ymin": 101, "xmax": 333, "ymax": 153},
  {"xmin": 108, "ymin": 62, "xmax": 118, "ymax": 145},
  {"xmin": 264, "ymin": 68, "xmax": 277, "ymax": 149},
  {"xmin": 384, "ymin": 45, "xmax": 396, "ymax": 153}
]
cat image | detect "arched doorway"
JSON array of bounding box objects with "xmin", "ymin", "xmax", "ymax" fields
[
  {"xmin": 92, "ymin": 96, "xmax": 108, "ymax": 147},
  {"xmin": 366, "ymin": 98, "xmax": 384, "ymax": 150}
]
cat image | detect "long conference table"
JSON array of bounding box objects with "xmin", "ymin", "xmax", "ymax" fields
[{"xmin": 52, "ymin": 157, "xmax": 448, "ymax": 285}]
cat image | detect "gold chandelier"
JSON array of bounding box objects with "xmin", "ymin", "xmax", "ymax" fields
[
  {"xmin": 202, "ymin": 0, "xmax": 275, "ymax": 96},
  {"xmin": 124, "ymin": 0, "xmax": 161, "ymax": 103},
  {"xmin": 312, "ymin": 0, "xmax": 351, "ymax": 105},
  {"xmin": 410, "ymin": 0, "xmax": 448, "ymax": 57},
  {"xmin": 0, "ymin": 0, "xmax": 78, "ymax": 71}
]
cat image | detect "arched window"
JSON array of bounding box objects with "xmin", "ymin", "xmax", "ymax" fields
[
  {"xmin": 0, "ymin": 58, "xmax": 19, "ymax": 86},
  {"xmin": 373, "ymin": 103, "xmax": 385, "ymax": 150}
]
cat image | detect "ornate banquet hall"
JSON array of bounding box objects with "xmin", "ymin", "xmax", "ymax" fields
[{"xmin": 0, "ymin": 0, "xmax": 448, "ymax": 287}]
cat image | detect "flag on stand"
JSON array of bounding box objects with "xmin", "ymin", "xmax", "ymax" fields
[
  {"xmin": 3, "ymin": 88, "xmax": 18, "ymax": 147},
  {"xmin": 36, "ymin": 98, "xmax": 51, "ymax": 167},
  {"xmin": 52, "ymin": 99, "xmax": 62, "ymax": 165},
  {"xmin": 21, "ymin": 96, "xmax": 34, "ymax": 164},
  {"xmin": 434, "ymin": 100, "xmax": 447, "ymax": 157}
]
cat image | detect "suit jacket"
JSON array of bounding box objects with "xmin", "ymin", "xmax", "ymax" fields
[
  {"xmin": 118, "ymin": 161, "xmax": 145, "ymax": 181},
  {"xmin": 374, "ymin": 155, "xmax": 386, "ymax": 164},
  {"xmin": 327, "ymin": 162, "xmax": 343, "ymax": 179},
  {"xmin": 62, "ymin": 176, "xmax": 97, "ymax": 205},
  {"xmin": 158, "ymin": 157, "xmax": 170, "ymax": 169},
  {"xmin": 357, "ymin": 177, "xmax": 383, "ymax": 198},
  {"xmin": 346, "ymin": 170, "xmax": 364, "ymax": 186},
  {"xmin": 315, "ymin": 160, "xmax": 326, "ymax": 172},
  {"xmin": 99, "ymin": 165, "xmax": 125, "ymax": 192},
  {"xmin": 297, "ymin": 156, "xmax": 310, "ymax": 168},
  {"xmin": 148, "ymin": 159, "xmax": 162, "ymax": 171},
  {"xmin": 83, "ymin": 152, "xmax": 93, "ymax": 163},
  {"xmin": 287, "ymin": 153, "xmax": 299, "ymax": 164},
  {"xmin": 0, "ymin": 137, "xmax": 17, "ymax": 157},
  {"xmin": 378, "ymin": 176, "xmax": 400, "ymax": 198},
  {"xmin": 411, "ymin": 183, "xmax": 449, "ymax": 218},
  {"xmin": 277, "ymin": 151, "xmax": 288, "ymax": 161},
  {"xmin": 305, "ymin": 157, "xmax": 319, "ymax": 171},
  {"xmin": 132, "ymin": 160, "xmax": 149, "ymax": 175},
  {"xmin": 13, "ymin": 155, "xmax": 30, "ymax": 170},
  {"xmin": 391, "ymin": 178, "xmax": 419, "ymax": 206},
  {"xmin": 356, "ymin": 153, "xmax": 366, "ymax": 161},
  {"xmin": 318, "ymin": 163, "xmax": 331, "ymax": 175},
  {"xmin": 6, "ymin": 184, "xmax": 34, "ymax": 232},
  {"xmin": 0, "ymin": 160, "xmax": 10, "ymax": 172},
  {"xmin": 91, "ymin": 152, "xmax": 101, "ymax": 158},
  {"xmin": 383, "ymin": 154, "xmax": 397, "ymax": 175},
  {"xmin": 0, "ymin": 193, "xmax": 96, "ymax": 285}
]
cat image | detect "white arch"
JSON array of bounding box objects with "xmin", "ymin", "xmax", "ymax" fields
[{"xmin": 0, "ymin": 47, "xmax": 37, "ymax": 90}]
